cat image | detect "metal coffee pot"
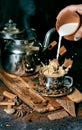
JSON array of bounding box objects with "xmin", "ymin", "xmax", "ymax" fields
[{"xmin": 0, "ymin": 20, "xmax": 56, "ymax": 76}]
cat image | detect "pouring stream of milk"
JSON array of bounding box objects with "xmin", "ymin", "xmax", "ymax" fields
[{"xmin": 56, "ymin": 23, "xmax": 79, "ymax": 60}]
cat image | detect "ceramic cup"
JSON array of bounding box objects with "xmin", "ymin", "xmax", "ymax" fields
[{"xmin": 56, "ymin": 10, "xmax": 80, "ymax": 41}]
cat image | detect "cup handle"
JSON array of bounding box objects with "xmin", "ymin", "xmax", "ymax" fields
[{"xmin": 63, "ymin": 76, "xmax": 73, "ymax": 87}]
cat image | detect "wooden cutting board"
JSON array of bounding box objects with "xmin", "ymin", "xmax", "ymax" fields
[
  {"xmin": 0, "ymin": 67, "xmax": 82, "ymax": 114},
  {"xmin": 67, "ymin": 88, "xmax": 82, "ymax": 103},
  {"xmin": 0, "ymin": 68, "xmax": 56, "ymax": 113}
]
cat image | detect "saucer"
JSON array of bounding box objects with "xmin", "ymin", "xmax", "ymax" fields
[{"xmin": 33, "ymin": 76, "xmax": 74, "ymax": 97}]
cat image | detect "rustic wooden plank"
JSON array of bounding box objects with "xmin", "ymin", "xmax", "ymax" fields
[
  {"xmin": 56, "ymin": 99, "xmax": 76, "ymax": 117},
  {"xmin": 0, "ymin": 68, "xmax": 55, "ymax": 113},
  {"xmin": 48, "ymin": 110, "xmax": 69, "ymax": 120},
  {"xmin": 67, "ymin": 88, "xmax": 82, "ymax": 103}
]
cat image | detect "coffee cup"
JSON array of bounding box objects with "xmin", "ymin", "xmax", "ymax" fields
[{"xmin": 39, "ymin": 70, "xmax": 73, "ymax": 90}]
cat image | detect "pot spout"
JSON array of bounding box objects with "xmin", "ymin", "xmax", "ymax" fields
[{"xmin": 43, "ymin": 28, "xmax": 56, "ymax": 51}]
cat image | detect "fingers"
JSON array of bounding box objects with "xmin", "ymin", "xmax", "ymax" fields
[
  {"xmin": 74, "ymin": 26, "xmax": 82, "ymax": 41},
  {"xmin": 77, "ymin": 9, "xmax": 82, "ymax": 15}
]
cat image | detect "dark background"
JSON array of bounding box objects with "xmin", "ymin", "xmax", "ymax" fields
[
  {"xmin": 0, "ymin": 0, "xmax": 81, "ymax": 41},
  {"xmin": 0, "ymin": 0, "xmax": 82, "ymax": 91}
]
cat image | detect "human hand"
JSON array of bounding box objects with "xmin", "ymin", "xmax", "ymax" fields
[{"xmin": 56, "ymin": 4, "xmax": 82, "ymax": 41}]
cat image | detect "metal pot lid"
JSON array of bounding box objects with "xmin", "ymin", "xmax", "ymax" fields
[{"xmin": 0, "ymin": 19, "xmax": 25, "ymax": 39}]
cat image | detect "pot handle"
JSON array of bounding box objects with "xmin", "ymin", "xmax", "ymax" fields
[
  {"xmin": 63, "ymin": 76, "xmax": 73, "ymax": 87},
  {"xmin": 42, "ymin": 28, "xmax": 56, "ymax": 52}
]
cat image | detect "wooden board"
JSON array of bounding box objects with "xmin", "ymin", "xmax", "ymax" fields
[
  {"xmin": 67, "ymin": 88, "xmax": 82, "ymax": 103},
  {"xmin": 0, "ymin": 68, "xmax": 55, "ymax": 113},
  {"xmin": 56, "ymin": 99, "xmax": 76, "ymax": 117},
  {"xmin": 0, "ymin": 67, "xmax": 82, "ymax": 114}
]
